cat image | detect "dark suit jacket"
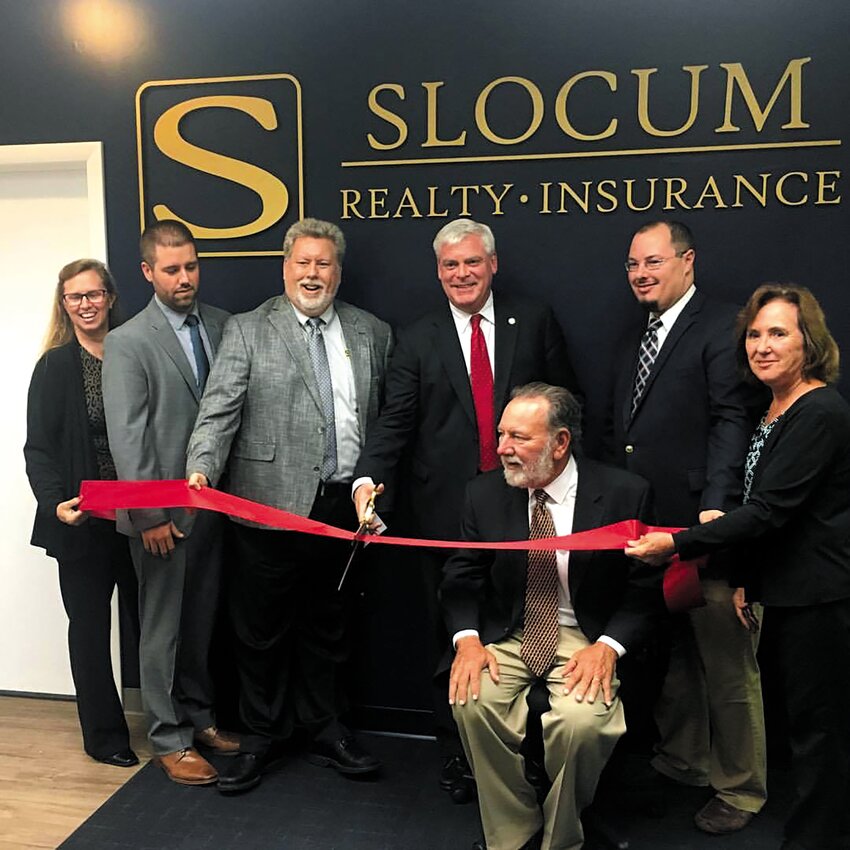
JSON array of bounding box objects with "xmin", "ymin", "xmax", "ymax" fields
[
  {"xmin": 24, "ymin": 342, "xmax": 105, "ymax": 560},
  {"xmin": 675, "ymin": 387, "xmax": 850, "ymax": 607},
  {"xmin": 353, "ymin": 291, "xmax": 579, "ymax": 539},
  {"xmin": 440, "ymin": 456, "xmax": 663, "ymax": 659},
  {"xmin": 607, "ymin": 290, "xmax": 759, "ymax": 528}
]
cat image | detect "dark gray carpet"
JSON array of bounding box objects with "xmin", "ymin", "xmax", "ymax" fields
[{"xmin": 60, "ymin": 735, "xmax": 793, "ymax": 849}]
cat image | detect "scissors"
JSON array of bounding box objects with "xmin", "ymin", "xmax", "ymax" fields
[{"xmin": 338, "ymin": 483, "xmax": 383, "ymax": 591}]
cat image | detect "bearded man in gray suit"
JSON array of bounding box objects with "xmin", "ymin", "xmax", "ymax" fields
[
  {"xmin": 187, "ymin": 218, "xmax": 393, "ymax": 794},
  {"xmin": 103, "ymin": 220, "xmax": 237, "ymax": 786}
]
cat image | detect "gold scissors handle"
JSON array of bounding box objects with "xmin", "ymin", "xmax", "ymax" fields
[
  {"xmin": 360, "ymin": 486, "xmax": 379, "ymax": 529},
  {"xmin": 339, "ymin": 484, "xmax": 383, "ymax": 591}
]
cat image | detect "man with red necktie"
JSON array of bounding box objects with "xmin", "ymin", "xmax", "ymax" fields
[{"xmin": 352, "ymin": 218, "xmax": 579, "ymax": 798}]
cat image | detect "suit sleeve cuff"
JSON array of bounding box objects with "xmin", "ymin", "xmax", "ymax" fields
[{"xmin": 597, "ymin": 635, "xmax": 626, "ymax": 658}]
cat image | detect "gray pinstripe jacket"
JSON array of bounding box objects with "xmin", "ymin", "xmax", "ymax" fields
[{"xmin": 186, "ymin": 295, "xmax": 393, "ymax": 524}]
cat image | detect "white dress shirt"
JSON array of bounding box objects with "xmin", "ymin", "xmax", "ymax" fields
[
  {"xmin": 291, "ymin": 302, "xmax": 361, "ymax": 483},
  {"xmin": 448, "ymin": 291, "xmax": 496, "ymax": 380},
  {"xmin": 653, "ymin": 284, "xmax": 696, "ymax": 349}
]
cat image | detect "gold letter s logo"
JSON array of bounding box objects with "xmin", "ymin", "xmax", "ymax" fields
[{"xmin": 152, "ymin": 95, "xmax": 289, "ymax": 238}]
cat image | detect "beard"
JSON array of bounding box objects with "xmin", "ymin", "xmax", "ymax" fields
[
  {"xmin": 501, "ymin": 436, "xmax": 558, "ymax": 489},
  {"xmin": 288, "ymin": 276, "xmax": 337, "ymax": 317}
]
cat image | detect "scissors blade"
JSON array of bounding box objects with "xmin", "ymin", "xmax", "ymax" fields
[{"xmin": 338, "ymin": 521, "xmax": 369, "ymax": 591}]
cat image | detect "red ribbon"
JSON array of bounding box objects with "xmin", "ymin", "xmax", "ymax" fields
[{"xmin": 78, "ymin": 480, "xmax": 704, "ymax": 611}]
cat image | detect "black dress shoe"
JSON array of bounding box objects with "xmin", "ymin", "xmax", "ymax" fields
[
  {"xmin": 307, "ymin": 735, "xmax": 381, "ymax": 775},
  {"xmin": 217, "ymin": 752, "xmax": 264, "ymax": 794},
  {"xmin": 97, "ymin": 748, "xmax": 139, "ymax": 767},
  {"xmin": 440, "ymin": 753, "xmax": 467, "ymax": 789},
  {"xmin": 440, "ymin": 753, "xmax": 476, "ymax": 803},
  {"xmin": 520, "ymin": 831, "xmax": 543, "ymax": 850},
  {"xmin": 472, "ymin": 832, "xmax": 540, "ymax": 850}
]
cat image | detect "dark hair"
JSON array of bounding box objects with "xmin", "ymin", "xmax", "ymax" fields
[
  {"xmin": 43, "ymin": 259, "xmax": 121, "ymax": 353},
  {"xmin": 633, "ymin": 220, "xmax": 695, "ymax": 253},
  {"xmin": 510, "ymin": 382, "xmax": 583, "ymax": 446},
  {"xmin": 736, "ymin": 283, "xmax": 840, "ymax": 384},
  {"xmin": 140, "ymin": 219, "xmax": 196, "ymax": 267}
]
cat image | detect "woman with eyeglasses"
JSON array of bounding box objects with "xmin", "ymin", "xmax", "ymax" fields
[
  {"xmin": 626, "ymin": 284, "xmax": 850, "ymax": 850},
  {"xmin": 24, "ymin": 259, "xmax": 140, "ymax": 767}
]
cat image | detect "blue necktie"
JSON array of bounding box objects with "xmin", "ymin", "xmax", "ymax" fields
[{"xmin": 184, "ymin": 314, "xmax": 210, "ymax": 391}]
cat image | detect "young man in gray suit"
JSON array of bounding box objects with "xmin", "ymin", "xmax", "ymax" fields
[
  {"xmin": 103, "ymin": 220, "xmax": 236, "ymax": 786},
  {"xmin": 187, "ymin": 218, "xmax": 393, "ymax": 794}
]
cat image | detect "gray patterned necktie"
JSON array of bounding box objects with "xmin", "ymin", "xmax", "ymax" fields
[
  {"xmin": 306, "ymin": 317, "xmax": 337, "ymax": 481},
  {"xmin": 521, "ymin": 489, "xmax": 560, "ymax": 677},
  {"xmin": 184, "ymin": 314, "xmax": 210, "ymax": 391},
  {"xmin": 631, "ymin": 315, "xmax": 663, "ymax": 416}
]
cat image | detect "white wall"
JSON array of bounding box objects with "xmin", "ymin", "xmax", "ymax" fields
[{"xmin": 0, "ymin": 144, "xmax": 113, "ymax": 695}]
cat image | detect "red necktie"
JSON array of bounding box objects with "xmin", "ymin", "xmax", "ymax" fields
[{"xmin": 470, "ymin": 314, "xmax": 498, "ymax": 471}]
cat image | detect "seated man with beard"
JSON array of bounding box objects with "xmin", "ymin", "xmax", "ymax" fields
[{"xmin": 441, "ymin": 383, "xmax": 663, "ymax": 850}]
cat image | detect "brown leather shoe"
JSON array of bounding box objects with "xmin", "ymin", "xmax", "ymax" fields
[
  {"xmin": 195, "ymin": 726, "xmax": 240, "ymax": 755},
  {"xmin": 694, "ymin": 797, "xmax": 755, "ymax": 834},
  {"xmin": 155, "ymin": 747, "xmax": 217, "ymax": 785}
]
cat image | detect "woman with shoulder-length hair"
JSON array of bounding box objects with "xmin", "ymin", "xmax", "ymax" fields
[
  {"xmin": 24, "ymin": 259, "xmax": 140, "ymax": 767},
  {"xmin": 627, "ymin": 283, "xmax": 850, "ymax": 850}
]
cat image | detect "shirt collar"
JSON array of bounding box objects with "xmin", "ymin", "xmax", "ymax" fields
[
  {"xmin": 290, "ymin": 300, "xmax": 337, "ymax": 329},
  {"xmin": 655, "ymin": 284, "xmax": 696, "ymax": 332},
  {"xmin": 154, "ymin": 294, "xmax": 200, "ymax": 331},
  {"xmin": 448, "ymin": 290, "xmax": 495, "ymax": 329},
  {"xmin": 531, "ymin": 453, "xmax": 578, "ymax": 505}
]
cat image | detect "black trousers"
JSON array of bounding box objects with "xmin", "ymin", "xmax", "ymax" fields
[
  {"xmin": 419, "ymin": 548, "xmax": 465, "ymax": 756},
  {"xmin": 227, "ymin": 484, "xmax": 357, "ymax": 753},
  {"xmin": 57, "ymin": 522, "xmax": 139, "ymax": 759},
  {"xmin": 769, "ymin": 597, "xmax": 850, "ymax": 850}
]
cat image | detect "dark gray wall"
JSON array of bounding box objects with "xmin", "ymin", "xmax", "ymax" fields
[{"xmin": 5, "ymin": 0, "xmax": 848, "ymax": 727}]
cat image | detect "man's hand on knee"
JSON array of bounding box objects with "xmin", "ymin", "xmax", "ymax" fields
[
  {"xmin": 561, "ymin": 642, "xmax": 617, "ymax": 706},
  {"xmin": 449, "ymin": 637, "xmax": 500, "ymax": 707}
]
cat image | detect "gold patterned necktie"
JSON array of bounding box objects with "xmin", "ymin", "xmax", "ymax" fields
[{"xmin": 521, "ymin": 489, "xmax": 559, "ymax": 676}]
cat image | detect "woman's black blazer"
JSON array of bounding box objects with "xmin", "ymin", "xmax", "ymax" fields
[{"xmin": 24, "ymin": 342, "xmax": 104, "ymax": 561}]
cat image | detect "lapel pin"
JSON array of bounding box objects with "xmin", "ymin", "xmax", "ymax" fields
[{"xmin": 508, "ymin": 317, "xmax": 516, "ymax": 325}]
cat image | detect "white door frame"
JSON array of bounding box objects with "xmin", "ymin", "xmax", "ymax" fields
[
  {"xmin": 0, "ymin": 141, "xmax": 107, "ymax": 258},
  {"xmin": 0, "ymin": 141, "xmax": 122, "ymax": 700}
]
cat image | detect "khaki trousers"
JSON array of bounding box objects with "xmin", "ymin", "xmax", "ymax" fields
[
  {"xmin": 453, "ymin": 627, "xmax": 626, "ymax": 850},
  {"xmin": 652, "ymin": 579, "xmax": 767, "ymax": 812}
]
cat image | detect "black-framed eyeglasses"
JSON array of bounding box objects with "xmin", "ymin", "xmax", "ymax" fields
[
  {"xmin": 63, "ymin": 289, "xmax": 109, "ymax": 306},
  {"xmin": 624, "ymin": 251, "xmax": 688, "ymax": 273}
]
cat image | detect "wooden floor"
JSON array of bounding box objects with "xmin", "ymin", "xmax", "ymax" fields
[{"xmin": 0, "ymin": 696, "xmax": 151, "ymax": 850}]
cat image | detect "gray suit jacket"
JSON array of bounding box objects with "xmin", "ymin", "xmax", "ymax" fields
[
  {"xmin": 103, "ymin": 296, "xmax": 230, "ymax": 536},
  {"xmin": 186, "ymin": 295, "xmax": 393, "ymax": 523}
]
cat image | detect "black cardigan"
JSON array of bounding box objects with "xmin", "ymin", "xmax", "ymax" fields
[
  {"xmin": 24, "ymin": 342, "xmax": 106, "ymax": 560},
  {"xmin": 675, "ymin": 387, "xmax": 850, "ymax": 606}
]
